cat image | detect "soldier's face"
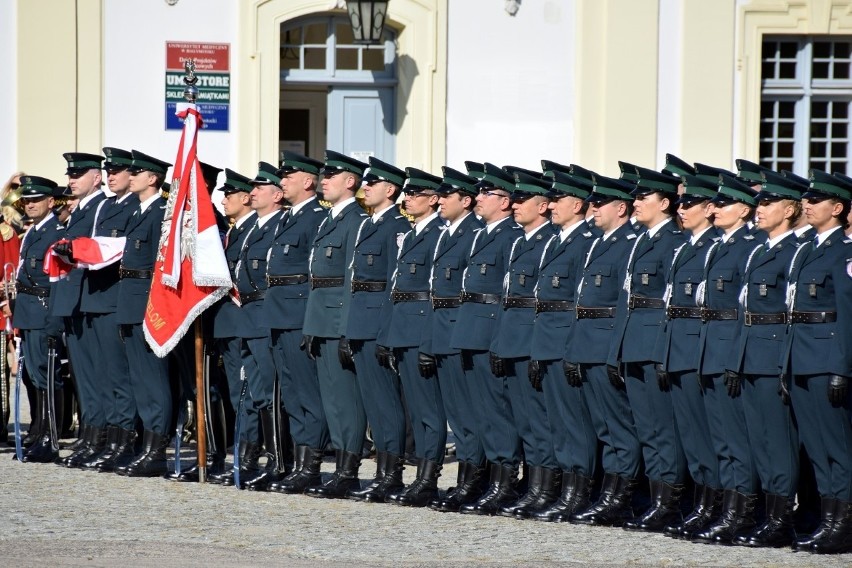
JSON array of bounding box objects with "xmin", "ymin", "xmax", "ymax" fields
[
  {"xmin": 511, "ymin": 196, "xmax": 548, "ymax": 227},
  {"xmin": 105, "ymin": 168, "xmax": 131, "ymax": 193},
  {"xmin": 591, "ymin": 199, "xmax": 622, "ymax": 232},
  {"xmin": 250, "ymin": 183, "xmax": 282, "ymax": 214},
  {"xmin": 803, "ymin": 196, "xmax": 843, "ymax": 232},
  {"xmin": 363, "ymin": 180, "xmax": 393, "ymax": 209},
  {"xmin": 677, "ymin": 200, "xmax": 712, "ymax": 232},
  {"xmin": 221, "ymin": 191, "xmax": 249, "ymax": 218},
  {"xmin": 320, "ymin": 171, "xmax": 351, "ymax": 205},
  {"xmin": 67, "ymin": 168, "xmax": 101, "ymax": 198},
  {"xmin": 474, "ymin": 189, "xmax": 510, "ymax": 223},
  {"xmin": 755, "ymin": 199, "xmax": 794, "ymax": 234},
  {"xmin": 438, "ymin": 192, "xmax": 468, "ymax": 222},
  {"xmin": 128, "ymin": 170, "xmax": 155, "ymax": 194},
  {"xmin": 549, "ymin": 195, "xmax": 581, "ymax": 227},
  {"xmin": 633, "ymin": 191, "xmax": 669, "ymax": 226},
  {"xmin": 280, "ymin": 171, "xmax": 314, "ymax": 204},
  {"xmin": 22, "ymin": 196, "xmax": 54, "ymax": 222},
  {"xmin": 711, "ymin": 202, "xmax": 748, "ymax": 232}
]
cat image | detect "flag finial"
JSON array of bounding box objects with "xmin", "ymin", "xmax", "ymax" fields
[{"xmin": 183, "ymin": 59, "xmax": 198, "ymax": 103}]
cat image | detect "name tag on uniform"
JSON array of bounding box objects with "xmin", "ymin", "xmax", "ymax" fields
[
  {"xmin": 759, "ymin": 283, "xmax": 767, "ymax": 297},
  {"xmin": 594, "ymin": 274, "xmax": 602, "ymax": 287},
  {"xmin": 409, "ymin": 264, "xmax": 416, "ymax": 274},
  {"xmin": 684, "ymin": 282, "xmax": 693, "ymax": 296},
  {"xmin": 283, "ymin": 244, "xmax": 290, "ymax": 254},
  {"xmin": 518, "ymin": 274, "xmax": 526, "ymax": 286},
  {"xmin": 445, "ymin": 267, "xmax": 451, "ymax": 280},
  {"xmin": 251, "ymin": 259, "xmax": 259, "ymax": 270},
  {"xmin": 716, "ymin": 278, "xmax": 724, "ymax": 291},
  {"xmin": 551, "ymin": 275, "xmax": 560, "ymax": 288},
  {"xmin": 367, "ymin": 255, "xmax": 374, "ymax": 266},
  {"xmin": 809, "ymin": 283, "xmax": 817, "ymax": 297},
  {"xmin": 135, "ymin": 240, "xmax": 142, "ymax": 250},
  {"xmin": 326, "ymin": 247, "xmax": 333, "ymax": 258},
  {"xmin": 480, "ymin": 264, "xmax": 487, "ymax": 275},
  {"xmin": 641, "ymin": 274, "xmax": 649, "ymax": 286}
]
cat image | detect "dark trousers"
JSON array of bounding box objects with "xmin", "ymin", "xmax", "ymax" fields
[
  {"xmin": 396, "ymin": 346, "xmax": 447, "ymax": 463},
  {"xmin": 352, "ymin": 339, "xmax": 405, "ymax": 455},
  {"xmin": 583, "ymin": 363, "xmax": 641, "ymax": 478},
  {"xmin": 91, "ymin": 312, "xmax": 134, "ymax": 429},
  {"xmin": 742, "ymin": 374, "xmax": 799, "ymax": 498},
  {"xmin": 671, "ymin": 370, "xmax": 718, "ymax": 488},
  {"xmin": 218, "ymin": 337, "xmax": 258, "ymax": 443},
  {"xmin": 315, "ymin": 338, "xmax": 366, "ymax": 453},
  {"xmin": 505, "ymin": 357, "xmax": 557, "ymax": 468},
  {"xmin": 125, "ymin": 323, "xmax": 171, "ymax": 435},
  {"xmin": 22, "ymin": 329, "xmax": 58, "ymax": 391},
  {"xmin": 66, "ymin": 315, "xmax": 100, "ymax": 426},
  {"xmin": 271, "ymin": 329, "xmax": 329, "ymax": 450},
  {"xmin": 543, "ymin": 360, "xmax": 597, "ymax": 476},
  {"xmin": 465, "ymin": 349, "xmax": 521, "ymax": 467},
  {"xmin": 792, "ymin": 374, "xmax": 852, "ymax": 501},
  {"xmin": 625, "ymin": 362, "xmax": 687, "ymax": 484},
  {"xmin": 702, "ymin": 373, "xmax": 757, "ymax": 493},
  {"xmin": 242, "ymin": 336, "xmax": 276, "ymax": 412},
  {"xmin": 437, "ymin": 352, "xmax": 484, "ymax": 464}
]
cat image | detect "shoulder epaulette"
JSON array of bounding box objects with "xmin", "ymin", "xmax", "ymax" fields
[{"xmin": 0, "ymin": 224, "xmax": 14, "ymax": 241}]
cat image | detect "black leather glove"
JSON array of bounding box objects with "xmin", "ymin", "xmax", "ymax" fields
[
  {"xmin": 528, "ymin": 360, "xmax": 543, "ymax": 391},
  {"xmin": 375, "ymin": 344, "xmax": 396, "ymax": 372},
  {"xmin": 778, "ymin": 374, "xmax": 791, "ymax": 405},
  {"xmin": 563, "ymin": 360, "xmax": 582, "ymax": 388},
  {"xmin": 338, "ymin": 337, "xmax": 355, "ymax": 370},
  {"xmin": 489, "ymin": 352, "xmax": 506, "ymax": 378},
  {"xmin": 655, "ymin": 363, "xmax": 670, "ymax": 391},
  {"xmin": 45, "ymin": 316, "xmax": 64, "ymax": 340},
  {"xmin": 606, "ymin": 363, "xmax": 625, "ymax": 390},
  {"xmin": 299, "ymin": 335, "xmax": 319, "ymax": 360},
  {"xmin": 828, "ymin": 375, "xmax": 849, "ymax": 406},
  {"xmin": 724, "ymin": 369, "xmax": 741, "ymax": 398},
  {"xmin": 52, "ymin": 240, "xmax": 74, "ymax": 263},
  {"xmin": 418, "ymin": 352, "xmax": 437, "ymax": 379}
]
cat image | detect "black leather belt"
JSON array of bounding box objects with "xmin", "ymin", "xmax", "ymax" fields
[
  {"xmin": 666, "ymin": 306, "xmax": 703, "ymax": 319},
  {"xmin": 391, "ymin": 290, "xmax": 431, "ymax": 303},
  {"xmin": 310, "ymin": 276, "xmax": 344, "ymax": 289},
  {"xmin": 535, "ymin": 300, "xmax": 575, "ymax": 313},
  {"xmin": 790, "ymin": 310, "xmax": 837, "ymax": 324},
  {"xmin": 701, "ymin": 308, "xmax": 738, "ymax": 321},
  {"xmin": 268, "ymin": 274, "xmax": 308, "ymax": 287},
  {"xmin": 241, "ymin": 289, "xmax": 266, "ymax": 303},
  {"xmin": 16, "ymin": 284, "xmax": 49, "ymax": 298},
  {"xmin": 576, "ymin": 306, "xmax": 616, "ymax": 319},
  {"xmin": 744, "ymin": 311, "xmax": 787, "ymax": 326},
  {"xmin": 351, "ymin": 280, "xmax": 387, "ymax": 293},
  {"xmin": 432, "ymin": 296, "xmax": 461, "ymax": 309},
  {"xmin": 503, "ymin": 297, "xmax": 536, "ymax": 309},
  {"xmin": 628, "ymin": 295, "xmax": 666, "ymax": 310},
  {"xmin": 460, "ymin": 291, "xmax": 501, "ymax": 305},
  {"xmin": 119, "ymin": 267, "xmax": 152, "ymax": 279}
]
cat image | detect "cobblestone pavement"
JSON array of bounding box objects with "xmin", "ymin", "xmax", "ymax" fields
[{"xmin": 1, "ymin": 421, "xmax": 850, "ymax": 566}]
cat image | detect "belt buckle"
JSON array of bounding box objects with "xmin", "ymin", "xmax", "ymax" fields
[
  {"xmin": 700, "ymin": 307, "xmax": 708, "ymax": 322},
  {"xmin": 628, "ymin": 296, "xmax": 635, "ymax": 310},
  {"xmin": 744, "ymin": 312, "xmax": 753, "ymax": 326}
]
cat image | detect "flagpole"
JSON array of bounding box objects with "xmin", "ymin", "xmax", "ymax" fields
[{"xmin": 194, "ymin": 317, "xmax": 207, "ymax": 483}]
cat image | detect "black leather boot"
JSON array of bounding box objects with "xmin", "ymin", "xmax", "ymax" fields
[
  {"xmin": 665, "ymin": 485, "xmax": 721, "ymax": 539},
  {"xmin": 269, "ymin": 446, "xmax": 325, "ymax": 494},
  {"xmin": 21, "ymin": 389, "xmax": 44, "ymax": 449},
  {"xmin": 306, "ymin": 450, "xmax": 361, "ymax": 499},
  {"xmin": 812, "ymin": 499, "xmax": 852, "ymax": 555},
  {"xmin": 350, "ymin": 452, "xmax": 405, "ymax": 502},
  {"xmin": 63, "ymin": 425, "xmax": 107, "ymax": 469},
  {"xmin": 531, "ymin": 471, "xmax": 575, "ymax": 522},
  {"xmin": 793, "ymin": 496, "xmax": 836, "ymax": 552},
  {"xmin": 22, "ymin": 389, "xmax": 62, "ymax": 463},
  {"xmin": 57, "ymin": 423, "xmax": 92, "ymax": 467},
  {"xmin": 459, "ymin": 463, "xmax": 520, "ymax": 516},
  {"xmin": 347, "ymin": 451, "xmax": 388, "ymax": 501},
  {"xmin": 691, "ymin": 489, "xmax": 758, "ymax": 544},
  {"xmin": 571, "ymin": 473, "xmax": 636, "ymax": 527},
  {"xmin": 93, "ymin": 427, "xmax": 138, "ymax": 473},
  {"xmin": 498, "ymin": 465, "xmax": 543, "ymax": 518},
  {"xmin": 116, "ymin": 430, "xmax": 169, "ymax": 477},
  {"xmin": 389, "ymin": 458, "xmax": 442, "ymax": 507},
  {"xmin": 164, "ymin": 398, "xmax": 228, "ymax": 483},
  {"xmin": 62, "ymin": 423, "xmax": 87, "ymax": 452},
  {"xmin": 80, "ymin": 425, "xmax": 120, "ymax": 470},
  {"xmin": 734, "ymin": 493, "xmax": 795, "ymax": 548},
  {"xmin": 429, "ymin": 461, "xmax": 487, "ymax": 512},
  {"xmin": 513, "ymin": 468, "xmax": 561, "ymax": 519},
  {"xmin": 243, "ymin": 407, "xmax": 288, "ymax": 491},
  {"xmin": 215, "ymin": 440, "xmax": 262, "ymax": 487},
  {"xmin": 277, "ymin": 444, "xmax": 308, "ymax": 485},
  {"xmin": 624, "ymin": 480, "xmax": 684, "ymax": 532}
]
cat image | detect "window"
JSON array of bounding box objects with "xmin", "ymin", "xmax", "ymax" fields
[
  {"xmin": 760, "ymin": 37, "xmax": 852, "ymax": 174},
  {"xmin": 280, "ymin": 16, "xmax": 396, "ymax": 83}
]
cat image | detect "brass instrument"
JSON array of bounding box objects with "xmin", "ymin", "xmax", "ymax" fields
[
  {"xmin": 0, "ymin": 186, "xmax": 22, "ymax": 214},
  {"xmin": 2, "ymin": 261, "xmax": 16, "ymax": 304}
]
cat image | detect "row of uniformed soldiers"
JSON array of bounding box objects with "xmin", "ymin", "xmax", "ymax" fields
[{"xmin": 12, "ymin": 148, "xmax": 852, "ymax": 555}]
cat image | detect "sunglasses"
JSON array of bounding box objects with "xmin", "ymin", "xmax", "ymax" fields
[{"xmin": 478, "ymin": 189, "xmax": 509, "ymax": 198}]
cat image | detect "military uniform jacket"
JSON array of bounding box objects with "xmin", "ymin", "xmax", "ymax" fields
[
  {"xmin": 608, "ymin": 219, "xmax": 684, "ymax": 365},
  {"xmin": 340, "ymin": 206, "xmax": 410, "ymax": 342},
  {"xmin": 116, "ymin": 196, "xmax": 166, "ymax": 325},
  {"xmin": 385, "ymin": 215, "xmax": 444, "ymax": 349},
  {"xmin": 450, "ymin": 216, "xmax": 522, "ymax": 351},
  {"xmin": 211, "ymin": 212, "xmax": 256, "ymax": 339},
  {"xmin": 422, "ymin": 213, "xmax": 484, "ymax": 355},
  {"xmin": 491, "ymin": 223, "xmax": 558, "ymax": 358},
  {"xmin": 784, "ymin": 230, "xmax": 852, "ymax": 377},
  {"xmin": 656, "ymin": 228, "xmax": 721, "ymax": 373},
  {"xmin": 13, "ymin": 215, "xmax": 65, "ymax": 330},
  {"xmin": 303, "ymin": 201, "xmax": 367, "ymax": 338},
  {"xmin": 696, "ymin": 225, "xmax": 757, "ymax": 375},
  {"xmin": 259, "ymin": 201, "xmax": 326, "ymax": 331},
  {"xmin": 235, "ymin": 209, "xmax": 284, "ymax": 339},
  {"xmin": 50, "ymin": 190, "xmax": 107, "ymax": 317},
  {"xmin": 529, "ymin": 221, "xmax": 599, "ymax": 361},
  {"xmin": 565, "ymin": 222, "xmax": 637, "ymax": 364},
  {"xmin": 80, "ymin": 193, "xmax": 140, "ymax": 314},
  {"xmin": 731, "ymin": 233, "xmax": 799, "ymax": 375}
]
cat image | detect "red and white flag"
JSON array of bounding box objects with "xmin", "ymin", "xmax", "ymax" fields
[
  {"xmin": 143, "ymin": 102, "xmax": 231, "ymax": 357},
  {"xmin": 44, "ymin": 237, "xmax": 125, "ymax": 281}
]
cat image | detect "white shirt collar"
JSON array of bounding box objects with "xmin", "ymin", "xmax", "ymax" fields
[
  {"xmin": 32, "ymin": 212, "xmax": 56, "ymax": 232},
  {"xmin": 115, "ymin": 192, "xmax": 133, "ymax": 204},
  {"xmin": 795, "ymin": 224, "xmax": 813, "ymax": 238},
  {"xmin": 414, "ymin": 211, "xmax": 439, "ymax": 235},
  {"xmin": 290, "ymin": 196, "xmax": 316, "ymax": 216},
  {"xmin": 767, "ymin": 229, "xmax": 795, "ymax": 249},
  {"xmin": 371, "ymin": 203, "xmax": 396, "ymax": 222},
  {"xmin": 559, "ymin": 219, "xmax": 586, "ymax": 242},
  {"xmin": 524, "ymin": 222, "xmax": 549, "ymax": 241},
  {"xmin": 233, "ymin": 211, "xmax": 255, "ymax": 229},
  {"xmin": 446, "ymin": 212, "xmax": 470, "ymax": 236},
  {"xmin": 330, "ymin": 197, "xmax": 356, "ymax": 219},
  {"xmin": 689, "ymin": 226, "xmax": 713, "ymax": 245},
  {"xmin": 644, "ymin": 217, "xmax": 672, "ymax": 239},
  {"xmin": 816, "ymin": 226, "xmax": 843, "ymax": 246},
  {"xmin": 78, "ymin": 189, "xmax": 104, "ymax": 210},
  {"xmin": 256, "ymin": 209, "xmax": 280, "ymax": 229},
  {"xmin": 138, "ymin": 193, "xmax": 161, "ymax": 214},
  {"xmin": 485, "ymin": 215, "xmax": 511, "ymax": 233}
]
